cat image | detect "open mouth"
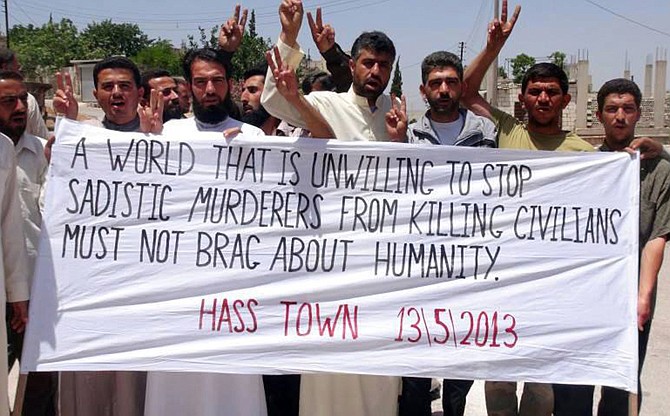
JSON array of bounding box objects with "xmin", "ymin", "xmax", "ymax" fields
[{"xmin": 110, "ymin": 100, "xmax": 125, "ymax": 110}]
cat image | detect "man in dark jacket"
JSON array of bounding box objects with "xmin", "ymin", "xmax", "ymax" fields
[{"xmin": 400, "ymin": 51, "xmax": 496, "ymax": 416}]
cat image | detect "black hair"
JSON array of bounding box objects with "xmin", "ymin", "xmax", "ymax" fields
[
  {"xmin": 93, "ymin": 56, "xmax": 141, "ymax": 89},
  {"xmin": 597, "ymin": 78, "xmax": 642, "ymax": 112},
  {"xmin": 182, "ymin": 48, "xmax": 232, "ymax": 83},
  {"xmin": 0, "ymin": 70, "xmax": 24, "ymax": 82},
  {"xmin": 0, "ymin": 49, "xmax": 16, "ymax": 68},
  {"xmin": 301, "ymin": 72, "xmax": 335, "ymax": 94},
  {"xmin": 243, "ymin": 62, "xmax": 268, "ymax": 81},
  {"xmin": 421, "ymin": 51, "xmax": 463, "ymax": 84},
  {"xmin": 141, "ymin": 69, "xmax": 172, "ymax": 99},
  {"xmin": 521, "ymin": 62, "xmax": 569, "ymax": 95},
  {"xmin": 350, "ymin": 31, "xmax": 396, "ymax": 61}
]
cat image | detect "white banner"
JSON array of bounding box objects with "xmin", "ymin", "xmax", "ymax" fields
[{"xmin": 23, "ymin": 119, "xmax": 639, "ymax": 392}]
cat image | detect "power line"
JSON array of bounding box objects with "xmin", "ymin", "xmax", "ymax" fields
[{"xmin": 584, "ymin": 0, "xmax": 670, "ymax": 38}]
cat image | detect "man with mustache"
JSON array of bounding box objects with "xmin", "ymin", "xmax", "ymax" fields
[
  {"xmin": 261, "ymin": 0, "xmax": 405, "ymax": 142},
  {"xmin": 239, "ymin": 63, "xmax": 282, "ymax": 135},
  {"xmin": 141, "ymin": 69, "xmax": 184, "ymax": 122},
  {"xmin": 461, "ymin": 3, "xmax": 664, "ymax": 415},
  {"xmin": 400, "ymin": 50, "xmax": 497, "ymax": 416},
  {"xmin": 0, "ymin": 70, "xmax": 33, "ymax": 416}
]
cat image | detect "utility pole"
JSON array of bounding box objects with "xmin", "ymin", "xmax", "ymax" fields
[
  {"xmin": 3, "ymin": 0, "xmax": 8, "ymax": 48},
  {"xmin": 458, "ymin": 42, "xmax": 465, "ymax": 61}
]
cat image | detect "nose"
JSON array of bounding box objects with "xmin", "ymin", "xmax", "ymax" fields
[
  {"xmin": 438, "ymin": 81, "xmax": 449, "ymax": 94},
  {"xmin": 15, "ymin": 98, "xmax": 27, "ymax": 112},
  {"xmin": 112, "ymin": 84, "xmax": 122, "ymax": 95},
  {"xmin": 538, "ymin": 90, "xmax": 550, "ymax": 102},
  {"xmin": 615, "ymin": 107, "xmax": 626, "ymax": 122},
  {"xmin": 169, "ymin": 90, "xmax": 178, "ymax": 101},
  {"xmin": 205, "ymin": 79, "xmax": 216, "ymax": 94}
]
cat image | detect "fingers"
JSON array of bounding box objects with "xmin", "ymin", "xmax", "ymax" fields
[
  {"xmin": 273, "ymin": 46, "xmax": 284, "ymax": 71},
  {"xmin": 316, "ymin": 7, "xmax": 323, "ymax": 29},
  {"xmin": 149, "ymin": 88, "xmax": 157, "ymax": 113},
  {"xmin": 65, "ymin": 72, "xmax": 73, "ymax": 92},
  {"xmin": 307, "ymin": 11, "xmax": 317, "ymax": 35},
  {"xmin": 223, "ymin": 127, "xmax": 242, "ymax": 138},
  {"xmin": 501, "ymin": 0, "xmax": 508, "ymax": 22},
  {"xmin": 400, "ymin": 94, "xmax": 407, "ymax": 115},
  {"xmin": 509, "ymin": 5, "xmax": 521, "ymax": 28},
  {"xmin": 155, "ymin": 90, "xmax": 164, "ymax": 117},
  {"xmin": 56, "ymin": 72, "xmax": 64, "ymax": 90},
  {"xmin": 239, "ymin": 8, "xmax": 248, "ymax": 29},
  {"xmin": 265, "ymin": 50, "xmax": 278, "ymax": 76}
]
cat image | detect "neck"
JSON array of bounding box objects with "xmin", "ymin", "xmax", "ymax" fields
[
  {"xmin": 429, "ymin": 109, "xmax": 460, "ymax": 123},
  {"xmin": 527, "ymin": 119, "xmax": 562, "ymax": 135},
  {"xmin": 261, "ymin": 117, "xmax": 280, "ymax": 136},
  {"xmin": 6, "ymin": 133, "xmax": 20, "ymax": 145},
  {"xmin": 103, "ymin": 115, "xmax": 140, "ymax": 132},
  {"xmin": 604, "ymin": 137, "xmax": 633, "ymax": 152}
]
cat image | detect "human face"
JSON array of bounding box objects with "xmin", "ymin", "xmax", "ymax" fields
[
  {"xmin": 420, "ymin": 66, "xmax": 462, "ymax": 122},
  {"xmin": 519, "ymin": 78, "xmax": 570, "ymax": 133},
  {"xmin": 149, "ymin": 76, "xmax": 182, "ymax": 121},
  {"xmin": 93, "ymin": 68, "xmax": 142, "ymax": 125},
  {"xmin": 241, "ymin": 75, "xmax": 264, "ymax": 115},
  {"xmin": 350, "ymin": 49, "xmax": 393, "ymax": 101},
  {"xmin": 190, "ymin": 59, "xmax": 231, "ymax": 124},
  {"xmin": 176, "ymin": 83, "xmax": 191, "ymax": 113},
  {"xmin": 0, "ymin": 79, "xmax": 28, "ymax": 143},
  {"xmin": 597, "ymin": 93, "xmax": 640, "ymax": 150}
]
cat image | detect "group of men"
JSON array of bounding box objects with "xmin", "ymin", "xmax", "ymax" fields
[{"xmin": 0, "ymin": 0, "xmax": 665, "ymax": 415}]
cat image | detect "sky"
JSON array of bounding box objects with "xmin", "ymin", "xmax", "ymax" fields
[{"xmin": 8, "ymin": 0, "xmax": 670, "ymax": 114}]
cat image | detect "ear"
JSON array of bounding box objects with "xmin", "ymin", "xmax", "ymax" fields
[
  {"xmin": 596, "ymin": 110, "xmax": 603, "ymax": 124},
  {"xmin": 518, "ymin": 93, "xmax": 525, "ymax": 108},
  {"xmin": 138, "ymin": 87, "xmax": 145, "ymax": 100},
  {"xmin": 349, "ymin": 58, "xmax": 355, "ymax": 77},
  {"xmin": 419, "ymin": 84, "xmax": 426, "ymax": 100},
  {"xmin": 93, "ymin": 88, "xmax": 98, "ymax": 101},
  {"xmin": 561, "ymin": 93, "xmax": 571, "ymax": 109}
]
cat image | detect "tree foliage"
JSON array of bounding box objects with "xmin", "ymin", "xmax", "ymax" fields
[
  {"xmin": 133, "ymin": 40, "xmax": 182, "ymax": 75},
  {"xmin": 511, "ymin": 53, "xmax": 536, "ymax": 84},
  {"xmin": 549, "ymin": 51, "xmax": 566, "ymax": 69},
  {"xmin": 80, "ymin": 20, "xmax": 152, "ymax": 59},
  {"xmin": 9, "ymin": 17, "xmax": 82, "ymax": 80},
  {"xmin": 391, "ymin": 57, "xmax": 403, "ymax": 97},
  {"xmin": 498, "ymin": 65, "xmax": 508, "ymax": 79}
]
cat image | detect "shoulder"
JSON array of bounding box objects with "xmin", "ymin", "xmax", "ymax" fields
[
  {"xmin": 162, "ymin": 117, "xmax": 194, "ymax": 133},
  {"xmin": 564, "ymin": 133, "xmax": 596, "ymax": 151}
]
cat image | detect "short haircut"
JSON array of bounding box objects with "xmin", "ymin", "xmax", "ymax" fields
[
  {"xmin": 174, "ymin": 77, "xmax": 188, "ymax": 86},
  {"xmin": 243, "ymin": 62, "xmax": 268, "ymax": 81},
  {"xmin": 93, "ymin": 56, "xmax": 141, "ymax": 89},
  {"xmin": 0, "ymin": 49, "xmax": 16, "ymax": 68},
  {"xmin": 302, "ymin": 71, "xmax": 334, "ymax": 94},
  {"xmin": 0, "ymin": 70, "xmax": 24, "ymax": 82},
  {"xmin": 421, "ymin": 51, "xmax": 463, "ymax": 84},
  {"xmin": 141, "ymin": 69, "xmax": 172, "ymax": 99},
  {"xmin": 182, "ymin": 48, "xmax": 232, "ymax": 83},
  {"xmin": 597, "ymin": 78, "xmax": 642, "ymax": 112},
  {"xmin": 350, "ymin": 31, "xmax": 396, "ymax": 61},
  {"xmin": 521, "ymin": 63, "xmax": 569, "ymax": 95}
]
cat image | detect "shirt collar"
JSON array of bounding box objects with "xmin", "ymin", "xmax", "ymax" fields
[
  {"xmin": 347, "ymin": 86, "xmax": 384, "ymax": 113},
  {"xmin": 16, "ymin": 132, "xmax": 41, "ymax": 155}
]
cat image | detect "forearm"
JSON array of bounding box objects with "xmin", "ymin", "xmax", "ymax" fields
[
  {"xmin": 287, "ymin": 95, "xmax": 333, "ymax": 139},
  {"xmin": 463, "ymin": 43, "xmax": 503, "ymax": 100},
  {"xmin": 639, "ymin": 237, "xmax": 666, "ymax": 300}
]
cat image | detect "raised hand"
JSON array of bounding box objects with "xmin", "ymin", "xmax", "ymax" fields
[
  {"xmin": 138, "ymin": 89, "xmax": 164, "ymax": 134},
  {"xmin": 307, "ymin": 8, "xmax": 335, "ymax": 53},
  {"xmin": 385, "ymin": 93, "xmax": 408, "ymax": 142},
  {"xmin": 54, "ymin": 72, "xmax": 79, "ymax": 120},
  {"xmin": 487, "ymin": 0, "xmax": 521, "ymax": 50},
  {"xmin": 266, "ymin": 46, "xmax": 300, "ymax": 102},
  {"xmin": 219, "ymin": 4, "xmax": 248, "ymax": 53},
  {"xmin": 279, "ymin": 0, "xmax": 303, "ymax": 46}
]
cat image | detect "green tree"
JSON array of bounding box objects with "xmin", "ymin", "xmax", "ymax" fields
[
  {"xmin": 133, "ymin": 40, "xmax": 182, "ymax": 75},
  {"xmin": 80, "ymin": 20, "xmax": 152, "ymax": 59},
  {"xmin": 391, "ymin": 57, "xmax": 403, "ymax": 97},
  {"xmin": 549, "ymin": 51, "xmax": 566, "ymax": 69},
  {"xmin": 9, "ymin": 17, "xmax": 82, "ymax": 80},
  {"xmin": 511, "ymin": 53, "xmax": 536, "ymax": 84}
]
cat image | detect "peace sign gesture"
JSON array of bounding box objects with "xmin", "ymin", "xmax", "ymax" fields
[
  {"xmin": 219, "ymin": 4, "xmax": 248, "ymax": 53},
  {"xmin": 279, "ymin": 0, "xmax": 303, "ymax": 47},
  {"xmin": 487, "ymin": 0, "xmax": 521, "ymax": 49},
  {"xmin": 385, "ymin": 93, "xmax": 408, "ymax": 142},
  {"xmin": 138, "ymin": 89, "xmax": 164, "ymax": 134},
  {"xmin": 307, "ymin": 8, "xmax": 335, "ymax": 53},
  {"xmin": 54, "ymin": 72, "xmax": 79, "ymax": 120},
  {"xmin": 266, "ymin": 46, "xmax": 300, "ymax": 102}
]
